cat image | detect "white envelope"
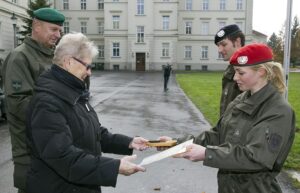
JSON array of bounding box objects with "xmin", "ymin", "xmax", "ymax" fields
[{"xmin": 139, "ymin": 139, "xmax": 193, "ymax": 166}]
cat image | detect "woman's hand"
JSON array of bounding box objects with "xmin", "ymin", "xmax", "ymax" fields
[
  {"xmin": 156, "ymin": 136, "xmax": 173, "ymax": 151},
  {"xmin": 119, "ymin": 155, "xmax": 145, "ymax": 176},
  {"xmin": 129, "ymin": 137, "xmax": 148, "ymax": 151},
  {"xmin": 174, "ymin": 144, "xmax": 206, "ymax": 161}
]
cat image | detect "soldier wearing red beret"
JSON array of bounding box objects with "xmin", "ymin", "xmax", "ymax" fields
[{"xmin": 160, "ymin": 43, "xmax": 295, "ymax": 193}]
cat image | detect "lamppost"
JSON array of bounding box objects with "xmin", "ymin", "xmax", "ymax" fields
[{"xmin": 10, "ymin": 13, "xmax": 17, "ymax": 48}]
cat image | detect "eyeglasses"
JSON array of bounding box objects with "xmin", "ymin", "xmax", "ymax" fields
[{"xmin": 72, "ymin": 57, "xmax": 92, "ymax": 70}]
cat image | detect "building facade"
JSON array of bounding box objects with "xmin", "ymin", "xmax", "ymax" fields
[
  {"xmin": 1, "ymin": 0, "xmax": 266, "ymax": 71},
  {"xmin": 0, "ymin": 0, "xmax": 29, "ymax": 61},
  {"xmin": 53, "ymin": 0, "xmax": 266, "ymax": 71}
]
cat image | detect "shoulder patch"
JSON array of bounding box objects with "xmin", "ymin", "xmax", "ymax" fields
[
  {"xmin": 12, "ymin": 80, "xmax": 22, "ymax": 91},
  {"xmin": 268, "ymin": 133, "xmax": 282, "ymax": 152}
]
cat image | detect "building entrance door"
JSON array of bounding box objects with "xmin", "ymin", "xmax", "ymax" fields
[{"xmin": 136, "ymin": 53, "xmax": 145, "ymax": 71}]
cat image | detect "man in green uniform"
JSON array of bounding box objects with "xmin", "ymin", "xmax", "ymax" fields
[
  {"xmin": 2, "ymin": 8, "xmax": 64, "ymax": 193},
  {"xmin": 214, "ymin": 24, "xmax": 245, "ymax": 116}
]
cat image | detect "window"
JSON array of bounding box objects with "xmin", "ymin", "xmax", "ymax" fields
[
  {"xmin": 63, "ymin": 22, "xmax": 69, "ymax": 34},
  {"xmin": 185, "ymin": 46, "xmax": 192, "ymax": 59},
  {"xmin": 219, "ymin": 21, "xmax": 226, "ymax": 29},
  {"xmin": 137, "ymin": 26, "xmax": 144, "ymax": 43},
  {"xmin": 203, "ymin": 0, "xmax": 209, "ymax": 10},
  {"xmin": 236, "ymin": 0, "xmax": 243, "ymax": 10},
  {"xmin": 186, "ymin": 0, "xmax": 192, "ymax": 10},
  {"xmin": 220, "ymin": 0, "xmax": 226, "ymax": 10},
  {"xmin": 185, "ymin": 22, "xmax": 192, "ymax": 34},
  {"xmin": 81, "ymin": 0, "xmax": 86, "ymax": 10},
  {"xmin": 80, "ymin": 21, "xmax": 87, "ymax": 34},
  {"xmin": 163, "ymin": 16, "xmax": 169, "ymax": 30},
  {"xmin": 98, "ymin": 0, "xmax": 104, "ymax": 10},
  {"xmin": 12, "ymin": 0, "xmax": 17, "ymax": 3},
  {"xmin": 98, "ymin": 45, "xmax": 104, "ymax": 58},
  {"xmin": 201, "ymin": 22, "xmax": 209, "ymax": 35},
  {"xmin": 113, "ymin": 16, "xmax": 120, "ymax": 29},
  {"xmin": 201, "ymin": 46, "xmax": 208, "ymax": 59},
  {"xmin": 137, "ymin": 0, "xmax": 144, "ymax": 15},
  {"xmin": 98, "ymin": 21, "xmax": 104, "ymax": 34},
  {"xmin": 162, "ymin": 43, "xmax": 170, "ymax": 57},
  {"xmin": 112, "ymin": 43, "xmax": 120, "ymax": 57},
  {"xmin": 63, "ymin": 0, "xmax": 69, "ymax": 10}
]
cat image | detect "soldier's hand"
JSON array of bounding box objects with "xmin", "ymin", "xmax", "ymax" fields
[{"xmin": 174, "ymin": 144, "xmax": 206, "ymax": 161}]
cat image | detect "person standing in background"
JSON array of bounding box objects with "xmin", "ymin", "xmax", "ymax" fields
[
  {"xmin": 163, "ymin": 63, "xmax": 172, "ymax": 91},
  {"xmin": 2, "ymin": 8, "xmax": 64, "ymax": 193},
  {"xmin": 215, "ymin": 24, "xmax": 245, "ymax": 116}
]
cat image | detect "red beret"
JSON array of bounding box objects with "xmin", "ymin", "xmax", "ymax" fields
[{"xmin": 230, "ymin": 43, "xmax": 273, "ymax": 66}]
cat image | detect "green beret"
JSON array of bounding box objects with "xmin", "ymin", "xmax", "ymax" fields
[{"xmin": 33, "ymin": 8, "xmax": 65, "ymax": 26}]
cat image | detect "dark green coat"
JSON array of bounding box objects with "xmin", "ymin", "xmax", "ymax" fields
[
  {"xmin": 192, "ymin": 83, "xmax": 295, "ymax": 193},
  {"xmin": 2, "ymin": 36, "xmax": 54, "ymax": 189},
  {"xmin": 220, "ymin": 65, "xmax": 241, "ymax": 116}
]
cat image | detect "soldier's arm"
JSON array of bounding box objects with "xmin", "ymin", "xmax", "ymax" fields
[
  {"xmin": 4, "ymin": 52, "xmax": 35, "ymax": 122},
  {"xmin": 203, "ymin": 108, "xmax": 295, "ymax": 171}
]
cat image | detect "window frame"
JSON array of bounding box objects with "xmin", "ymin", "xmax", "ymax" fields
[
  {"xmin": 63, "ymin": 0, "xmax": 69, "ymax": 10},
  {"xmin": 186, "ymin": 0, "xmax": 192, "ymax": 10},
  {"xmin": 80, "ymin": 21, "xmax": 87, "ymax": 34},
  {"xmin": 185, "ymin": 46, "xmax": 192, "ymax": 59},
  {"xmin": 220, "ymin": 0, "xmax": 226, "ymax": 10},
  {"xmin": 98, "ymin": 45, "xmax": 104, "ymax": 58},
  {"xmin": 81, "ymin": 0, "xmax": 87, "ymax": 10},
  {"xmin": 98, "ymin": 0, "xmax": 104, "ymax": 10},
  {"xmin": 163, "ymin": 16, "xmax": 170, "ymax": 30},
  {"xmin": 112, "ymin": 42, "xmax": 120, "ymax": 57},
  {"xmin": 137, "ymin": 0, "xmax": 145, "ymax": 15},
  {"xmin": 185, "ymin": 21, "xmax": 192, "ymax": 34},
  {"xmin": 63, "ymin": 21, "xmax": 69, "ymax": 34},
  {"xmin": 201, "ymin": 46, "xmax": 208, "ymax": 59},
  {"xmin": 162, "ymin": 43, "xmax": 170, "ymax": 57},
  {"xmin": 137, "ymin": 26, "xmax": 144, "ymax": 43},
  {"xmin": 203, "ymin": 0, "xmax": 209, "ymax": 10},
  {"xmin": 201, "ymin": 22, "xmax": 209, "ymax": 35},
  {"xmin": 113, "ymin": 15, "xmax": 120, "ymax": 29},
  {"xmin": 98, "ymin": 21, "xmax": 104, "ymax": 34},
  {"xmin": 236, "ymin": 0, "xmax": 243, "ymax": 10}
]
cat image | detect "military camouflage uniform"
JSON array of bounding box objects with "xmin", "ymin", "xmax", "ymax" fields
[
  {"xmin": 2, "ymin": 36, "xmax": 54, "ymax": 191},
  {"xmin": 219, "ymin": 65, "xmax": 241, "ymax": 117}
]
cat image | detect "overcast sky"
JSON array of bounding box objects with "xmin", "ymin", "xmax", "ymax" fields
[{"xmin": 253, "ymin": 0, "xmax": 300, "ymax": 38}]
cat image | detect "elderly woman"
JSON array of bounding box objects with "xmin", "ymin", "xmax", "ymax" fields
[
  {"xmin": 160, "ymin": 43, "xmax": 295, "ymax": 193},
  {"xmin": 26, "ymin": 33, "xmax": 148, "ymax": 193}
]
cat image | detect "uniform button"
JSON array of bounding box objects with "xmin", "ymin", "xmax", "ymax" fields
[{"xmin": 208, "ymin": 155, "xmax": 213, "ymax": 160}]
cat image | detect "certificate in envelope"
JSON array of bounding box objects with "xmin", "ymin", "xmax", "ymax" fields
[{"xmin": 139, "ymin": 139, "xmax": 193, "ymax": 166}]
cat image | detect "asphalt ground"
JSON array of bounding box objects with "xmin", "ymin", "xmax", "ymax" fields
[{"xmin": 0, "ymin": 71, "xmax": 299, "ymax": 193}]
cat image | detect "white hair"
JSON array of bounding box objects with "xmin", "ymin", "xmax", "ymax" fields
[{"xmin": 53, "ymin": 32, "xmax": 98, "ymax": 65}]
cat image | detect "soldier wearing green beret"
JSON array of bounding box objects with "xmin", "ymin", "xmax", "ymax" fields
[{"xmin": 2, "ymin": 8, "xmax": 64, "ymax": 193}]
